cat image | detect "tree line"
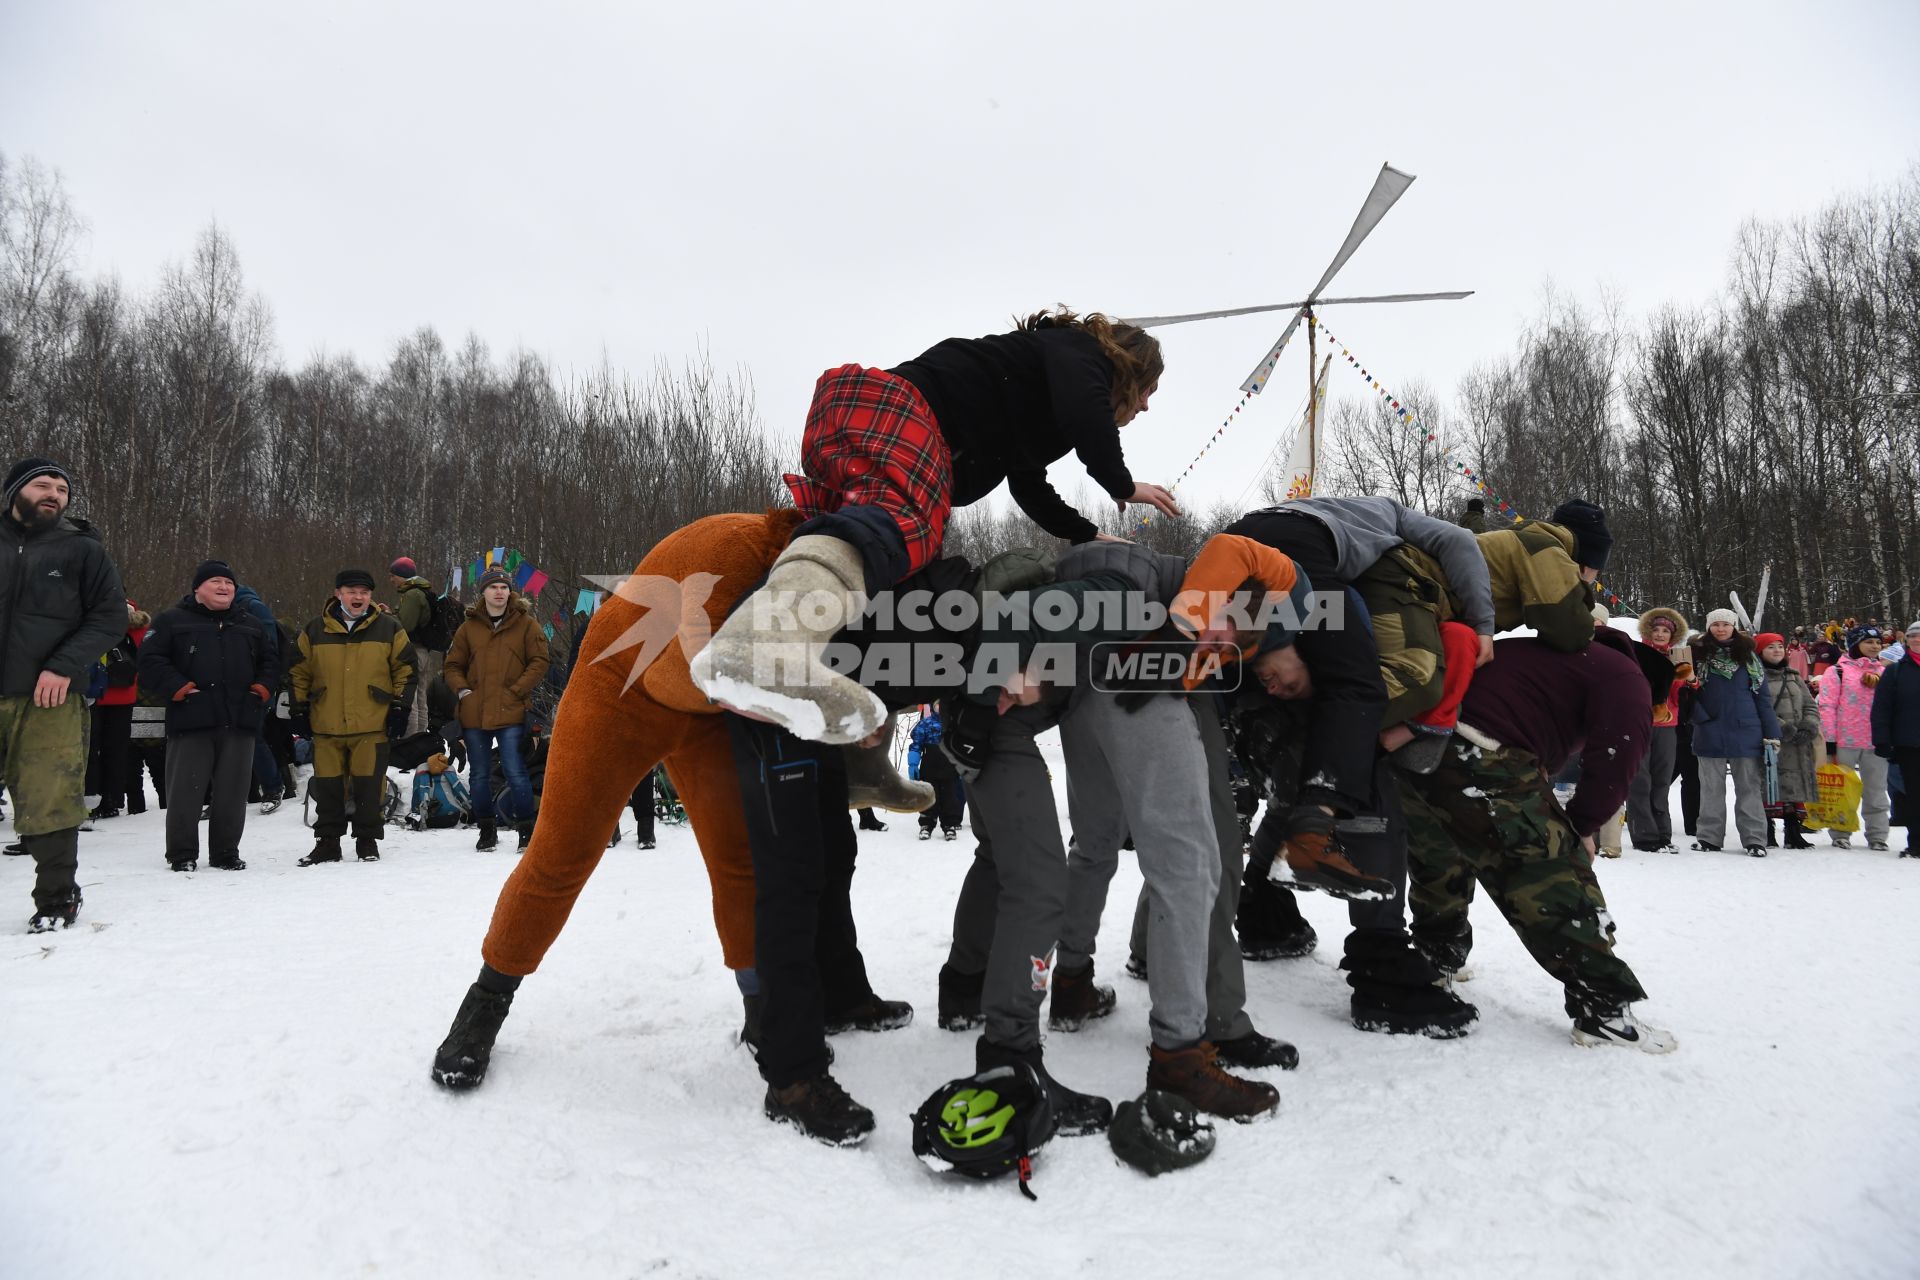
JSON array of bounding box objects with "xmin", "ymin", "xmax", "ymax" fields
[{"xmin": 5, "ymin": 150, "xmax": 1916, "ymax": 641}]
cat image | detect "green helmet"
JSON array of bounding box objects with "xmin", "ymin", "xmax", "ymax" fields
[{"xmin": 911, "ymin": 1063, "xmax": 1057, "ymax": 1199}]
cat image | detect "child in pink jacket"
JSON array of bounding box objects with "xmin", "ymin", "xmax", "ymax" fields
[{"xmin": 1819, "ymin": 627, "xmax": 1892, "ymax": 848}]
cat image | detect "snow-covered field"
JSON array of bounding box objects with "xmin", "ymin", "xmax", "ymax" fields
[{"xmin": 4, "ymin": 742, "xmax": 1917, "ymax": 1280}]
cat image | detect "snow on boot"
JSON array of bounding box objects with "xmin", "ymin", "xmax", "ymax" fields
[
  {"xmin": 938, "ymin": 963, "xmax": 984, "ymax": 1032},
  {"xmin": 843, "ymin": 715, "xmax": 934, "ymax": 813},
  {"xmin": 168, "ymin": 856, "xmax": 197, "ymax": 872},
  {"xmin": 1344, "ymin": 929, "xmax": 1478, "ymax": 1039},
  {"xmin": 27, "ymin": 891, "xmax": 82, "ymax": 934},
  {"xmin": 764, "ymin": 1072, "xmax": 876, "ymax": 1147},
  {"xmin": 1691, "ymin": 839, "xmax": 1721, "ymax": 852},
  {"xmin": 1746, "ymin": 845, "xmax": 1768, "ymax": 858},
  {"xmin": 823, "ymin": 993, "xmax": 914, "ymax": 1035},
  {"xmin": 1270, "ymin": 808, "xmax": 1396, "ymax": 901},
  {"xmin": 1571, "ymin": 1006, "xmax": 1678, "ymax": 1054},
  {"xmin": 1236, "ymin": 874, "xmax": 1318, "ymax": 961},
  {"xmin": 355, "ymin": 837, "xmax": 381, "ymax": 862},
  {"xmin": 1108, "ymin": 1088, "xmax": 1217, "ymax": 1176},
  {"xmin": 976, "ymin": 1037, "xmax": 1112, "ymax": 1136},
  {"xmin": 475, "ymin": 821, "xmax": 498, "ymax": 852},
  {"xmin": 917, "ymin": 827, "xmax": 933, "ymax": 841},
  {"xmin": 1048, "ymin": 963, "xmax": 1117, "ymax": 1032},
  {"xmin": 297, "ymin": 837, "xmax": 342, "ymax": 866},
  {"xmin": 687, "ymin": 534, "xmax": 887, "ymax": 745},
  {"xmin": 1211, "ymin": 1028, "xmax": 1300, "ymax": 1071},
  {"xmin": 208, "ymin": 852, "xmax": 247, "ymax": 871},
  {"xmin": 1145, "ymin": 1042, "xmax": 1279, "ymax": 1124},
  {"xmin": 431, "ymin": 983, "xmax": 515, "ymax": 1089}
]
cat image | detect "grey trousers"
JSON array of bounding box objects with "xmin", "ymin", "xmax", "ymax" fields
[
  {"xmin": 1695, "ymin": 755, "xmax": 1767, "ymax": 848},
  {"xmin": 1626, "ymin": 726, "xmax": 1677, "ymax": 848},
  {"xmin": 956, "ymin": 703, "xmax": 1070, "ymax": 1052},
  {"xmin": 407, "ymin": 650, "xmax": 443, "ymax": 738},
  {"xmin": 1835, "ymin": 747, "xmax": 1891, "ymax": 844},
  {"xmin": 1122, "ymin": 695, "xmax": 1255, "ymax": 1042},
  {"xmin": 1058, "ymin": 690, "xmax": 1219, "ymax": 1050},
  {"xmin": 165, "ymin": 729, "xmax": 255, "ymax": 861}
]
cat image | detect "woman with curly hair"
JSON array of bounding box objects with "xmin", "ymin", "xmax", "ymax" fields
[{"xmin": 691, "ymin": 308, "xmax": 1179, "ymax": 746}]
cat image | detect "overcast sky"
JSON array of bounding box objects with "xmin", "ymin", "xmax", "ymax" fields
[{"xmin": 4, "ymin": 0, "xmax": 1917, "ymax": 518}]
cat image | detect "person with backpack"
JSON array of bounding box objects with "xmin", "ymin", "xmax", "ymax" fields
[
  {"xmin": 442, "ymin": 568, "xmax": 550, "ymax": 851},
  {"xmin": 391, "ymin": 556, "xmax": 455, "ymax": 737}
]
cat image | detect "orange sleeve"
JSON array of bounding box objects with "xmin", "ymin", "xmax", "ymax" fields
[{"xmin": 1172, "ymin": 534, "xmax": 1299, "ymax": 634}]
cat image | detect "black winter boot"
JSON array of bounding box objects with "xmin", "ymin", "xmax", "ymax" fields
[
  {"xmin": 1212, "ymin": 1028, "xmax": 1300, "ymax": 1071},
  {"xmin": 475, "ymin": 822, "xmax": 498, "ymax": 852},
  {"xmin": 739, "ymin": 993, "xmax": 764, "ymax": 1056},
  {"xmin": 432, "ymin": 983, "xmax": 515, "ymax": 1089},
  {"xmin": 1343, "ymin": 928, "xmax": 1478, "ymax": 1038},
  {"xmin": 764, "ymin": 1072, "xmax": 875, "ymax": 1147},
  {"xmin": 28, "ymin": 890, "xmax": 82, "ymax": 934},
  {"xmin": 976, "ymin": 1037, "xmax": 1112, "ymax": 1136},
  {"xmin": 937, "ymin": 964, "xmax": 984, "ymax": 1031},
  {"xmin": 1784, "ymin": 812, "xmax": 1814, "ymax": 849},
  {"xmin": 823, "ymin": 993, "xmax": 914, "ymax": 1034},
  {"xmin": 1236, "ymin": 872, "xmax": 1318, "ymax": 961},
  {"xmin": 208, "ymin": 852, "xmax": 247, "ymax": 871},
  {"xmin": 298, "ymin": 837, "xmax": 342, "ymax": 866},
  {"xmin": 516, "ymin": 821, "xmax": 533, "ymax": 851},
  {"xmin": 355, "ymin": 837, "xmax": 381, "ymax": 862}
]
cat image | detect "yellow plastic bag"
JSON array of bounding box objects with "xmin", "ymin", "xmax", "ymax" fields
[{"xmin": 1802, "ymin": 763, "xmax": 1862, "ymax": 832}]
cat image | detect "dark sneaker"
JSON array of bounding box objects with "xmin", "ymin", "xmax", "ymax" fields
[
  {"xmin": 432, "ymin": 983, "xmax": 515, "ymax": 1089},
  {"xmin": 475, "ymin": 822, "xmax": 498, "ymax": 852},
  {"xmin": 168, "ymin": 857, "xmax": 198, "ymax": 872},
  {"xmin": 1237, "ymin": 876, "xmax": 1318, "ymax": 961},
  {"xmin": 298, "ymin": 838, "xmax": 343, "ymax": 866},
  {"xmin": 1048, "ymin": 964, "xmax": 1117, "ymax": 1032},
  {"xmin": 977, "ymin": 1037, "xmax": 1112, "ymax": 1136},
  {"xmin": 3, "ymin": 842, "xmax": 26, "ymax": 857},
  {"xmin": 258, "ymin": 798, "xmax": 282, "ymax": 816},
  {"xmin": 89, "ymin": 804, "xmax": 121, "ymax": 821},
  {"xmin": 1146, "ymin": 1042, "xmax": 1279, "ymax": 1123},
  {"xmin": 1124, "ymin": 954, "xmax": 1149, "ymax": 981},
  {"xmin": 917, "ymin": 827, "xmax": 933, "ymax": 841},
  {"xmin": 823, "ymin": 994, "xmax": 913, "ymax": 1035},
  {"xmin": 1691, "ymin": 840, "xmax": 1721, "ymax": 852},
  {"xmin": 937, "ymin": 964, "xmax": 984, "ymax": 1032},
  {"xmin": 1746, "ymin": 845, "xmax": 1768, "ymax": 858},
  {"xmin": 1211, "ymin": 1029, "xmax": 1300, "ymax": 1071},
  {"xmin": 764, "ymin": 1073, "xmax": 875, "ymax": 1147},
  {"xmin": 28, "ymin": 892, "xmax": 82, "ymax": 934},
  {"xmin": 943, "ymin": 828, "xmax": 959, "ymax": 842},
  {"xmin": 208, "ymin": 854, "xmax": 247, "ymax": 871},
  {"xmin": 355, "ymin": 838, "xmax": 381, "ymax": 862},
  {"xmin": 1572, "ymin": 1007, "xmax": 1677, "ymax": 1054}
]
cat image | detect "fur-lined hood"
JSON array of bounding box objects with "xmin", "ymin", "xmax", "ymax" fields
[{"xmin": 1637, "ymin": 607, "xmax": 1689, "ymax": 646}]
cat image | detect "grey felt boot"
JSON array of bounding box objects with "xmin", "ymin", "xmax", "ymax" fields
[{"xmin": 843, "ymin": 714, "xmax": 934, "ymax": 813}]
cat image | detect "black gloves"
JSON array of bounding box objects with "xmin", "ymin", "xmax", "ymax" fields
[
  {"xmin": 386, "ymin": 705, "xmax": 410, "ymax": 741},
  {"xmin": 289, "ymin": 703, "xmax": 312, "ymax": 738}
]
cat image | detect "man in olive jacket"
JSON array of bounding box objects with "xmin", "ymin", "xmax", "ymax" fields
[
  {"xmin": 289, "ymin": 568, "xmax": 418, "ymax": 863},
  {"xmin": 443, "ymin": 567, "xmax": 550, "ymax": 850},
  {"xmin": 390, "ymin": 556, "xmax": 443, "ymax": 737},
  {"xmin": 0, "ymin": 458, "xmax": 126, "ymax": 931}
]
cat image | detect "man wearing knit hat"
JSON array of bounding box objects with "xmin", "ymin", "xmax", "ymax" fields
[
  {"xmin": 1, "ymin": 457, "xmax": 126, "ymax": 930},
  {"xmin": 389, "ymin": 555, "xmax": 445, "ymax": 737},
  {"xmin": 288, "ymin": 568, "xmax": 419, "ymax": 863},
  {"xmin": 136, "ymin": 560, "xmax": 277, "ymax": 870}
]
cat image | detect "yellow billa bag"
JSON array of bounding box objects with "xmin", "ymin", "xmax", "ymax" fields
[{"xmin": 1802, "ymin": 763, "xmax": 1862, "ymax": 833}]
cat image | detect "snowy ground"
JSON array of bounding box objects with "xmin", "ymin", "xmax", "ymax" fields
[{"xmin": 4, "ymin": 743, "xmax": 1917, "ymax": 1280}]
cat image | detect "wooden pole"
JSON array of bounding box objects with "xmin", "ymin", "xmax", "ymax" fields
[{"xmin": 1305, "ymin": 309, "xmax": 1318, "ymax": 493}]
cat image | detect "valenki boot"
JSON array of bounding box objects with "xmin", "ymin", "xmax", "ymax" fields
[
  {"xmin": 688, "ymin": 535, "xmax": 887, "ymax": 744},
  {"xmin": 844, "ymin": 714, "xmax": 934, "ymax": 813}
]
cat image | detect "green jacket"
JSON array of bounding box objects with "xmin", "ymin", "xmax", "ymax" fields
[
  {"xmin": 290, "ymin": 600, "xmax": 418, "ymax": 736},
  {"xmin": 395, "ymin": 577, "xmax": 435, "ymax": 641},
  {"xmin": 1475, "ymin": 521, "xmax": 1594, "ymax": 652}
]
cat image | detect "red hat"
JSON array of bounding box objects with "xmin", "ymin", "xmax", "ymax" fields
[
  {"xmin": 1754, "ymin": 632, "xmax": 1785, "ymax": 651},
  {"xmin": 389, "ymin": 556, "xmax": 418, "ymax": 577}
]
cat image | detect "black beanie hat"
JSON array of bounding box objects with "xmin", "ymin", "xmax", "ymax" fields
[
  {"xmin": 192, "ymin": 559, "xmax": 235, "ymax": 590},
  {"xmin": 5, "ymin": 457, "xmax": 73, "ymax": 510},
  {"xmin": 1466, "ymin": 498, "xmax": 1485, "ymax": 513},
  {"xmin": 1549, "ymin": 498, "xmax": 1613, "ymax": 571},
  {"xmin": 335, "ymin": 568, "xmax": 377, "ymax": 591}
]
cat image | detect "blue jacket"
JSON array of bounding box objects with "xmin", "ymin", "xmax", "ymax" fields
[
  {"xmin": 1871, "ymin": 649, "xmax": 1920, "ymax": 754},
  {"xmin": 1690, "ymin": 643, "xmax": 1781, "ymax": 759}
]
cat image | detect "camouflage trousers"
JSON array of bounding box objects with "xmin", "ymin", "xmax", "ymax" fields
[
  {"xmin": 0, "ymin": 693, "xmax": 88, "ymax": 911},
  {"xmin": 1396, "ymin": 739, "xmax": 1648, "ymax": 1020}
]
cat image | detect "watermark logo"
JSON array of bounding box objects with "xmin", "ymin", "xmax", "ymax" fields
[{"xmin": 1088, "ymin": 641, "xmax": 1240, "ymax": 694}]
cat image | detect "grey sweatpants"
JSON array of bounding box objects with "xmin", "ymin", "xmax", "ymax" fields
[
  {"xmin": 956, "ymin": 703, "xmax": 1070, "ymax": 1052},
  {"xmin": 1626, "ymin": 726, "xmax": 1677, "ymax": 848},
  {"xmin": 1058, "ymin": 689, "xmax": 1219, "ymax": 1050},
  {"xmin": 1835, "ymin": 747, "xmax": 1891, "ymax": 844},
  {"xmin": 165, "ymin": 729, "xmax": 255, "ymax": 861},
  {"xmin": 1695, "ymin": 755, "xmax": 1767, "ymax": 849},
  {"xmin": 1122, "ymin": 695, "xmax": 1255, "ymax": 1042}
]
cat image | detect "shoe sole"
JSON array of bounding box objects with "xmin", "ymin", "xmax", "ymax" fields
[
  {"xmin": 1047, "ymin": 1000, "xmax": 1117, "ymax": 1033},
  {"xmin": 1213, "ymin": 1047, "xmax": 1301, "ymax": 1072},
  {"xmin": 432, "ymin": 1067, "xmax": 485, "ymax": 1090},
  {"xmin": 824, "ymin": 1012, "xmax": 914, "ymax": 1035},
  {"xmin": 1269, "ymin": 864, "xmax": 1397, "ymax": 902},
  {"xmin": 763, "ymin": 1110, "xmax": 874, "ymax": 1147},
  {"xmin": 937, "ymin": 1014, "xmax": 985, "ymax": 1032},
  {"xmin": 1571, "ymin": 1028, "xmax": 1679, "ymax": 1054},
  {"xmin": 1352, "ymin": 1010, "xmax": 1479, "ymax": 1039},
  {"xmin": 1239, "ymin": 940, "xmax": 1318, "ymax": 961}
]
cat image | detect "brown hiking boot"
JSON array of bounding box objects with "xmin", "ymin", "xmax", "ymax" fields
[
  {"xmin": 1048, "ymin": 963, "xmax": 1116, "ymax": 1031},
  {"xmin": 1146, "ymin": 1042, "xmax": 1279, "ymax": 1123},
  {"xmin": 1274, "ymin": 828, "xmax": 1396, "ymax": 902}
]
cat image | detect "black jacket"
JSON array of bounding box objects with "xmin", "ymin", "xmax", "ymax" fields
[
  {"xmin": 138, "ymin": 596, "xmax": 278, "ymax": 735},
  {"xmin": 0, "ymin": 512, "xmax": 127, "ymax": 697},
  {"xmin": 892, "ymin": 326, "xmax": 1135, "ymax": 543},
  {"xmin": 1872, "ymin": 652, "xmax": 1920, "ymax": 753}
]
